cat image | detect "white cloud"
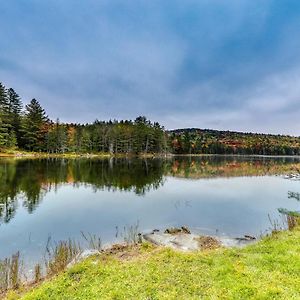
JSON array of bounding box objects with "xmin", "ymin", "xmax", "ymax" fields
[{"xmin": 1, "ymin": 0, "xmax": 300, "ymax": 135}]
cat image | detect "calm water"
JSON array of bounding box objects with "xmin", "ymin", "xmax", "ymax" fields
[{"xmin": 0, "ymin": 156, "xmax": 300, "ymax": 269}]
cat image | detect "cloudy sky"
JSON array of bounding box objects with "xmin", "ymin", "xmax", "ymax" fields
[{"xmin": 1, "ymin": 0, "xmax": 300, "ymax": 134}]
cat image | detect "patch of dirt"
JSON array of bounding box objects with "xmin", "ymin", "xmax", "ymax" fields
[
  {"xmin": 108, "ymin": 243, "xmax": 130, "ymax": 254},
  {"xmin": 102, "ymin": 243, "xmax": 148, "ymax": 261},
  {"xmin": 195, "ymin": 236, "xmax": 221, "ymax": 250}
]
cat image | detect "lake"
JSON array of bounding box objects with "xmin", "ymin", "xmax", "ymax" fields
[{"xmin": 0, "ymin": 156, "xmax": 300, "ymax": 271}]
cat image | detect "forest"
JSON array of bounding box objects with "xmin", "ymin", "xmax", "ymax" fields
[
  {"xmin": 1, "ymin": 81, "xmax": 300, "ymax": 156},
  {"xmin": 168, "ymin": 129, "xmax": 300, "ymax": 155},
  {"xmin": 0, "ymin": 82, "xmax": 166, "ymax": 154}
]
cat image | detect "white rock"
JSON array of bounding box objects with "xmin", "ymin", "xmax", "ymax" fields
[{"xmin": 67, "ymin": 249, "xmax": 100, "ymax": 269}]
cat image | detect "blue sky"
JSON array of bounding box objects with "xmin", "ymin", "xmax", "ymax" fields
[{"xmin": 1, "ymin": 0, "xmax": 300, "ymax": 134}]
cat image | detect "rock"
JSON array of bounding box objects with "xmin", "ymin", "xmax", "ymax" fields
[
  {"xmin": 144, "ymin": 227, "xmax": 257, "ymax": 251},
  {"xmin": 164, "ymin": 227, "xmax": 182, "ymax": 234},
  {"xmin": 67, "ymin": 249, "xmax": 100, "ymax": 269},
  {"xmin": 143, "ymin": 230, "xmax": 220, "ymax": 251},
  {"xmin": 164, "ymin": 226, "xmax": 191, "ymax": 235},
  {"xmin": 143, "ymin": 232, "xmax": 200, "ymax": 251},
  {"xmin": 218, "ymin": 236, "xmax": 256, "ymax": 248},
  {"xmin": 181, "ymin": 226, "xmax": 191, "ymax": 234},
  {"xmin": 284, "ymin": 173, "xmax": 300, "ymax": 180}
]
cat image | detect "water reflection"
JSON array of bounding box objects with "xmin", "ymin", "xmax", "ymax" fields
[
  {"xmin": 0, "ymin": 158, "xmax": 166, "ymax": 224},
  {"xmin": 288, "ymin": 191, "xmax": 300, "ymax": 202},
  {"xmin": 166, "ymin": 156, "xmax": 300, "ymax": 178},
  {"xmin": 0, "ymin": 156, "xmax": 300, "ymax": 225}
]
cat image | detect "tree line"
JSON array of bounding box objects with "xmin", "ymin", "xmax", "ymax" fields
[
  {"xmin": 168, "ymin": 128, "xmax": 300, "ymax": 156},
  {"xmin": 0, "ymin": 82, "xmax": 166, "ymax": 154},
  {"xmin": 1, "ymin": 81, "xmax": 300, "ymax": 156}
]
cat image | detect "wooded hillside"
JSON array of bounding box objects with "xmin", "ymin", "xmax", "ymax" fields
[{"xmin": 168, "ymin": 128, "xmax": 300, "ymax": 155}]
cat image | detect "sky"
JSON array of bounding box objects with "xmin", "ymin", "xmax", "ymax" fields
[{"xmin": 1, "ymin": 0, "xmax": 300, "ymax": 135}]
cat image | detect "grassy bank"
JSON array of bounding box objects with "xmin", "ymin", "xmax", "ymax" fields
[{"xmin": 8, "ymin": 227, "xmax": 300, "ymax": 300}]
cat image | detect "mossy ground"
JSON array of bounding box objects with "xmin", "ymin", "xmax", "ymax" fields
[{"xmin": 7, "ymin": 227, "xmax": 300, "ymax": 300}]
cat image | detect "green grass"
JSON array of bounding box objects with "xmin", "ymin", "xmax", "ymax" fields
[{"xmin": 9, "ymin": 228, "xmax": 300, "ymax": 300}]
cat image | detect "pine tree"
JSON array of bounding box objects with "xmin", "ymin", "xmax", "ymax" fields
[
  {"xmin": 47, "ymin": 119, "xmax": 68, "ymax": 153},
  {"xmin": 0, "ymin": 83, "xmax": 10, "ymax": 147},
  {"xmin": 21, "ymin": 99, "xmax": 48, "ymax": 151},
  {"xmin": 7, "ymin": 88, "xmax": 23, "ymax": 146},
  {"xmin": 0, "ymin": 116, "xmax": 6, "ymax": 147},
  {"xmin": 133, "ymin": 116, "xmax": 148, "ymax": 153}
]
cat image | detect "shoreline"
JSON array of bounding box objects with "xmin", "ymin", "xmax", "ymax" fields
[
  {"xmin": 0, "ymin": 151, "xmax": 171, "ymax": 159},
  {"xmin": 1, "ymin": 151, "xmax": 300, "ymax": 159},
  {"xmin": 6, "ymin": 224, "xmax": 300, "ymax": 299}
]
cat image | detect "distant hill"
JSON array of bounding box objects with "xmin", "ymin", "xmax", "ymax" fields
[
  {"xmin": 168, "ymin": 128, "xmax": 297, "ymax": 138},
  {"xmin": 167, "ymin": 128, "xmax": 300, "ymax": 155}
]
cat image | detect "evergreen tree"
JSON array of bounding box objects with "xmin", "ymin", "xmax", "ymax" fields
[
  {"xmin": 0, "ymin": 116, "xmax": 6, "ymax": 147},
  {"xmin": 47, "ymin": 119, "xmax": 68, "ymax": 153},
  {"xmin": 133, "ymin": 116, "xmax": 148, "ymax": 153},
  {"xmin": 0, "ymin": 83, "xmax": 10, "ymax": 147},
  {"xmin": 21, "ymin": 99, "xmax": 48, "ymax": 151},
  {"xmin": 6, "ymin": 88, "xmax": 23, "ymax": 147}
]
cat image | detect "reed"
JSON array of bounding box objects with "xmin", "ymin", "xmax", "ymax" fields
[
  {"xmin": 123, "ymin": 221, "xmax": 141, "ymax": 245},
  {"xmin": 45, "ymin": 238, "xmax": 82, "ymax": 276},
  {"xmin": 81, "ymin": 232, "xmax": 102, "ymax": 251},
  {"xmin": 286, "ymin": 214, "xmax": 300, "ymax": 230},
  {"xmin": 34, "ymin": 263, "xmax": 42, "ymax": 283},
  {"xmin": 0, "ymin": 251, "xmax": 21, "ymax": 292}
]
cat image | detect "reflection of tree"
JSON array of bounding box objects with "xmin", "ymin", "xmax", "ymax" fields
[
  {"xmin": 0, "ymin": 200, "xmax": 18, "ymax": 224},
  {"xmin": 278, "ymin": 191, "xmax": 300, "ymax": 218},
  {"xmin": 166, "ymin": 156, "xmax": 300, "ymax": 179},
  {"xmin": 0, "ymin": 160, "xmax": 18, "ymax": 223},
  {"xmin": 278, "ymin": 173, "xmax": 300, "ymax": 218},
  {"xmin": 69, "ymin": 158, "xmax": 165, "ymax": 195},
  {"xmin": 0, "ymin": 158, "xmax": 165, "ymax": 224},
  {"xmin": 288, "ymin": 191, "xmax": 300, "ymax": 202}
]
